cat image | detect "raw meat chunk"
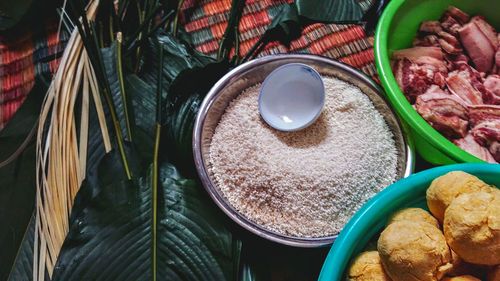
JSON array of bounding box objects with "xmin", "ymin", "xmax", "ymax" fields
[
  {"xmin": 392, "ymin": 46, "xmax": 444, "ymax": 60},
  {"xmin": 454, "ymin": 134, "xmax": 497, "ymax": 163},
  {"xmin": 441, "ymin": 13, "xmax": 462, "ymax": 35},
  {"xmin": 393, "ymin": 59, "xmax": 444, "ymax": 102},
  {"xmin": 420, "ymin": 21, "xmax": 443, "ymax": 34},
  {"xmin": 438, "ymin": 31, "xmax": 463, "ymax": 54},
  {"xmin": 446, "ymin": 72, "xmax": 483, "ymax": 105},
  {"xmin": 459, "ymin": 19, "xmax": 496, "ymax": 72},
  {"xmin": 489, "ymin": 142, "xmax": 500, "ymax": 162},
  {"xmin": 496, "ymin": 41, "xmax": 500, "ymax": 70},
  {"xmin": 415, "ymin": 88, "xmax": 469, "ymax": 138},
  {"xmin": 470, "ymin": 16, "xmax": 498, "ymax": 49},
  {"xmin": 471, "ymin": 120, "xmax": 500, "ymax": 162},
  {"xmin": 446, "ymin": 6, "xmax": 470, "ymax": 24},
  {"xmin": 445, "ymin": 53, "xmax": 469, "ymax": 70},
  {"xmin": 469, "ymin": 104, "xmax": 500, "ymax": 126},
  {"xmin": 483, "ymin": 75, "xmax": 500, "ymax": 104}
]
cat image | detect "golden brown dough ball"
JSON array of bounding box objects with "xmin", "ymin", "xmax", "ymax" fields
[
  {"xmin": 378, "ymin": 221, "xmax": 452, "ymax": 281},
  {"xmin": 487, "ymin": 265, "xmax": 500, "ymax": 281},
  {"xmin": 442, "ymin": 275, "xmax": 481, "ymax": 281},
  {"xmin": 347, "ymin": 251, "xmax": 391, "ymax": 281},
  {"xmin": 426, "ymin": 171, "xmax": 493, "ymax": 223},
  {"xmin": 444, "ymin": 191, "xmax": 500, "ymax": 265},
  {"xmin": 388, "ymin": 207, "xmax": 439, "ymax": 228}
]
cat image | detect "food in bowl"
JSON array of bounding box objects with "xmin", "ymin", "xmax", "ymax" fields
[
  {"xmin": 378, "ymin": 220, "xmax": 452, "ymax": 281},
  {"xmin": 208, "ymin": 75, "xmax": 399, "ymax": 238},
  {"xmin": 426, "ymin": 171, "xmax": 493, "ymax": 222},
  {"xmin": 387, "ymin": 207, "xmax": 439, "ymax": 228},
  {"xmin": 444, "ymin": 191, "xmax": 500, "ymax": 265},
  {"xmin": 390, "ymin": 6, "xmax": 500, "ymax": 163},
  {"xmin": 347, "ymin": 251, "xmax": 391, "ymax": 281},
  {"xmin": 346, "ymin": 171, "xmax": 499, "ymax": 280}
]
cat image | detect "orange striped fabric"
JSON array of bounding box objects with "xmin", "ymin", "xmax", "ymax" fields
[
  {"xmin": 181, "ymin": 0, "xmax": 376, "ymax": 79},
  {"xmin": 0, "ymin": 19, "xmax": 65, "ymax": 129}
]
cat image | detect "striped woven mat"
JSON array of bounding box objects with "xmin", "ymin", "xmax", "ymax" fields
[
  {"xmin": 0, "ymin": 19, "xmax": 67, "ymax": 129},
  {"xmin": 180, "ymin": 0, "xmax": 376, "ymax": 75},
  {"xmin": 0, "ymin": 0, "xmax": 375, "ymax": 129}
]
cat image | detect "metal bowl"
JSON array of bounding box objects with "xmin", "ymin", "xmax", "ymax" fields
[{"xmin": 193, "ymin": 54, "xmax": 414, "ymax": 247}]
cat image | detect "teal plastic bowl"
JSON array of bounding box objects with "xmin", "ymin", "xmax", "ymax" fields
[
  {"xmin": 318, "ymin": 163, "xmax": 500, "ymax": 281},
  {"xmin": 375, "ymin": 0, "xmax": 500, "ymax": 165}
]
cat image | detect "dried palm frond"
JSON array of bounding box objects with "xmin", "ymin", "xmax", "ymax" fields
[{"xmin": 33, "ymin": 1, "xmax": 111, "ymax": 279}]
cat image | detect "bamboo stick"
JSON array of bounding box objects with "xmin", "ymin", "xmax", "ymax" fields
[{"xmin": 34, "ymin": 1, "xmax": 108, "ymax": 279}]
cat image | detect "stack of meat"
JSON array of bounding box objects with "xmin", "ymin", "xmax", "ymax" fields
[{"xmin": 392, "ymin": 6, "xmax": 500, "ymax": 163}]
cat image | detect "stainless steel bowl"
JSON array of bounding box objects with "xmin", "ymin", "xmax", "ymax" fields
[{"xmin": 193, "ymin": 54, "xmax": 414, "ymax": 247}]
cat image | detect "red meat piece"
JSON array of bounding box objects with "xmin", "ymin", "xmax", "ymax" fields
[
  {"xmin": 459, "ymin": 19, "xmax": 496, "ymax": 72},
  {"xmin": 469, "ymin": 104, "xmax": 500, "ymax": 127},
  {"xmin": 454, "ymin": 134, "xmax": 497, "ymax": 163},
  {"xmin": 446, "ymin": 72, "xmax": 484, "ymax": 105},
  {"xmin": 471, "ymin": 120, "xmax": 500, "ymax": 162},
  {"xmin": 393, "ymin": 59, "xmax": 445, "ymax": 102},
  {"xmin": 483, "ymin": 75, "xmax": 500, "ymax": 105},
  {"xmin": 392, "ymin": 46, "xmax": 444, "ymax": 61},
  {"xmin": 446, "ymin": 6, "xmax": 470, "ymax": 24},
  {"xmin": 415, "ymin": 87, "xmax": 469, "ymax": 138},
  {"xmin": 438, "ymin": 31, "xmax": 463, "ymax": 55},
  {"xmin": 470, "ymin": 16, "xmax": 498, "ymax": 49},
  {"xmin": 419, "ymin": 21, "xmax": 443, "ymax": 34}
]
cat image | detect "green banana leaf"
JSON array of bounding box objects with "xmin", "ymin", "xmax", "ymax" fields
[
  {"xmin": 163, "ymin": 61, "xmax": 230, "ymax": 176},
  {"xmin": 136, "ymin": 32, "xmax": 231, "ymax": 175},
  {"xmin": 50, "ymin": 32, "xmax": 241, "ymax": 281},
  {"xmin": 51, "ymin": 151, "xmax": 241, "ymax": 281},
  {"xmin": 0, "ymin": 80, "xmax": 47, "ymax": 281}
]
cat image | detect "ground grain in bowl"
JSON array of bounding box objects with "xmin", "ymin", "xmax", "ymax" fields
[{"xmin": 208, "ymin": 76, "xmax": 398, "ymax": 237}]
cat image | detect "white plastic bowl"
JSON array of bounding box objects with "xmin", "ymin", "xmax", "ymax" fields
[{"xmin": 259, "ymin": 63, "xmax": 325, "ymax": 131}]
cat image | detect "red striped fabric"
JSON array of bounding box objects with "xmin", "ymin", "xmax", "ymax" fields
[
  {"xmin": 181, "ymin": 0, "xmax": 376, "ymax": 78},
  {"xmin": 0, "ymin": 19, "xmax": 65, "ymax": 129}
]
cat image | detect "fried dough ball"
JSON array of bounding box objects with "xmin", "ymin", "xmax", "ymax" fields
[
  {"xmin": 442, "ymin": 275, "xmax": 481, "ymax": 281},
  {"xmin": 347, "ymin": 251, "xmax": 391, "ymax": 281},
  {"xmin": 378, "ymin": 221, "xmax": 452, "ymax": 281},
  {"xmin": 426, "ymin": 171, "xmax": 493, "ymax": 222},
  {"xmin": 444, "ymin": 191, "xmax": 500, "ymax": 265},
  {"xmin": 388, "ymin": 207, "xmax": 439, "ymax": 228},
  {"xmin": 487, "ymin": 265, "xmax": 500, "ymax": 281}
]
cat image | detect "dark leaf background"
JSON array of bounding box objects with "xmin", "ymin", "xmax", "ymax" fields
[{"xmin": 0, "ymin": 80, "xmax": 48, "ymax": 281}]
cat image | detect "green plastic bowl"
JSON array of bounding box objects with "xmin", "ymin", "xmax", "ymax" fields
[
  {"xmin": 318, "ymin": 163, "xmax": 500, "ymax": 281},
  {"xmin": 375, "ymin": 0, "xmax": 500, "ymax": 165}
]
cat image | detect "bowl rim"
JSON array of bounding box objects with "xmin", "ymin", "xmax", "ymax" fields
[
  {"xmin": 374, "ymin": 0, "xmax": 484, "ymax": 163},
  {"xmin": 318, "ymin": 163, "xmax": 500, "ymax": 281},
  {"xmin": 192, "ymin": 53, "xmax": 415, "ymax": 247}
]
